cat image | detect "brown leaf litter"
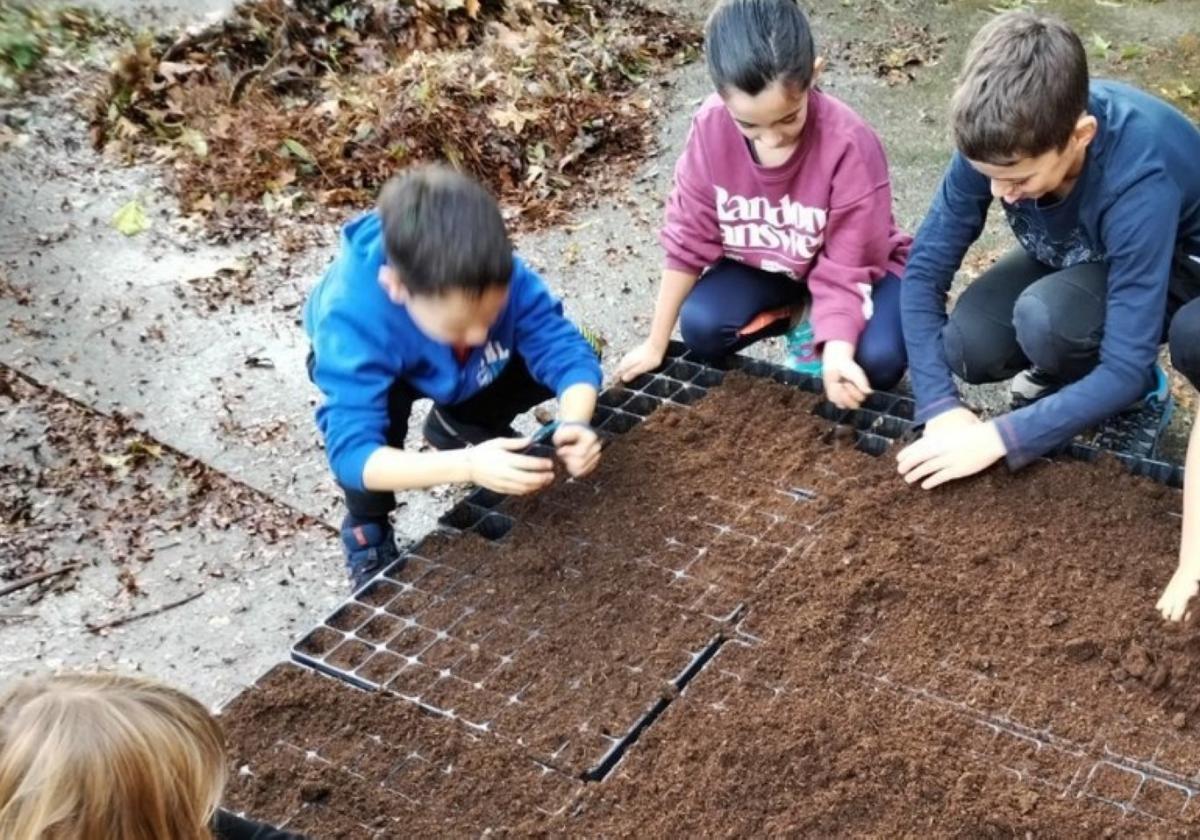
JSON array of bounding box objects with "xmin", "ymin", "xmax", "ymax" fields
[{"xmin": 89, "ymin": 0, "xmax": 700, "ymax": 240}]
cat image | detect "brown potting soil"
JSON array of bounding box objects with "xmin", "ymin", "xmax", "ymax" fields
[{"xmin": 222, "ymin": 372, "xmax": 1200, "ymax": 836}]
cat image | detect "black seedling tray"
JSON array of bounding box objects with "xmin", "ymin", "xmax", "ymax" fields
[
  {"xmin": 290, "ymin": 337, "xmax": 1184, "ymax": 784},
  {"xmin": 433, "ymin": 338, "xmax": 1179, "ymax": 536}
]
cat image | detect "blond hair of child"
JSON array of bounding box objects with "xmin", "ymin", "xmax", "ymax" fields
[{"xmin": 0, "ymin": 672, "xmax": 228, "ymax": 840}]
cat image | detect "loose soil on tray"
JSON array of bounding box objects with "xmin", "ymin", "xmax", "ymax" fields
[{"xmin": 222, "ymin": 372, "xmax": 1200, "ymax": 836}]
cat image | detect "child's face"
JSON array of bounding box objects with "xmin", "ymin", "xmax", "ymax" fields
[
  {"xmin": 968, "ymin": 115, "xmax": 1099, "ymax": 204},
  {"xmin": 723, "ymin": 80, "xmax": 812, "ymax": 153},
  {"xmin": 380, "ymin": 266, "xmax": 509, "ymax": 346}
]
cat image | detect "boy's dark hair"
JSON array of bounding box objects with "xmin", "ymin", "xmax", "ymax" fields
[
  {"xmin": 952, "ymin": 11, "xmax": 1089, "ymax": 164},
  {"xmin": 378, "ymin": 165, "xmax": 513, "ymax": 297},
  {"xmin": 705, "ymin": 0, "xmax": 816, "ymax": 96}
]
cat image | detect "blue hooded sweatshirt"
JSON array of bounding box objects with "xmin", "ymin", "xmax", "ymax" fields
[{"xmin": 303, "ymin": 210, "xmax": 602, "ymax": 491}]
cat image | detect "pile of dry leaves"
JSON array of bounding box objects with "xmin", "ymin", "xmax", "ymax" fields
[{"xmin": 91, "ymin": 0, "xmax": 698, "ymax": 239}]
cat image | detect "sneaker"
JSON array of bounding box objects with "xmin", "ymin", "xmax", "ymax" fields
[
  {"xmin": 1093, "ymin": 365, "xmax": 1175, "ymax": 458},
  {"xmin": 784, "ymin": 318, "xmax": 822, "ymax": 376},
  {"xmin": 1010, "ymin": 367, "xmax": 1064, "ymax": 409},
  {"xmin": 423, "ymin": 406, "xmax": 516, "ymax": 451},
  {"xmin": 341, "ymin": 516, "xmax": 401, "ymax": 590}
]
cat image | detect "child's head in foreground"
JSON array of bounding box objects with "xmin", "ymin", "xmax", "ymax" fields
[
  {"xmin": 377, "ymin": 164, "xmax": 514, "ymax": 347},
  {"xmin": 952, "ymin": 10, "xmax": 1096, "ymax": 204},
  {"xmin": 0, "ymin": 672, "xmax": 227, "ymax": 840},
  {"xmin": 704, "ymin": 0, "xmax": 823, "ymax": 154}
]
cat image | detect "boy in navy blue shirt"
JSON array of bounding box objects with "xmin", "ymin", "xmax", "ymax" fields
[
  {"xmin": 898, "ymin": 11, "xmax": 1200, "ymax": 492},
  {"xmin": 305, "ymin": 166, "xmax": 603, "ymax": 587}
]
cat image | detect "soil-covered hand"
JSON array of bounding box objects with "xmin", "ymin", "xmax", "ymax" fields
[
  {"xmin": 1157, "ymin": 565, "xmax": 1200, "ymax": 622},
  {"xmin": 822, "ymin": 340, "xmax": 871, "ymax": 409},
  {"xmin": 553, "ymin": 422, "xmax": 601, "ymax": 478},
  {"xmin": 896, "ymin": 418, "xmax": 1006, "ymax": 490},
  {"xmin": 614, "ymin": 339, "xmax": 666, "ymax": 384},
  {"xmin": 466, "ymin": 437, "xmax": 554, "ymax": 495}
]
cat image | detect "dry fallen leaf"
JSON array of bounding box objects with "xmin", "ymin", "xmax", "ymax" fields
[{"xmin": 112, "ymin": 200, "xmax": 150, "ymax": 236}]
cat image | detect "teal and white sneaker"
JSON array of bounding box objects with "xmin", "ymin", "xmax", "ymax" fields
[{"xmin": 784, "ymin": 318, "xmax": 822, "ymax": 376}]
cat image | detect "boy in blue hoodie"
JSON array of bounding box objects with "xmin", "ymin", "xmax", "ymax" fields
[
  {"xmin": 898, "ymin": 11, "xmax": 1200, "ymax": 489},
  {"xmin": 304, "ymin": 166, "xmax": 603, "ymax": 587}
]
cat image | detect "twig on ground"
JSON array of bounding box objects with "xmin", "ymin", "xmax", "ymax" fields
[
  {"xmin": 0, "ymin": 563, "xmax": 82, "ymax": 599},
  {"xmin": 85, "ymin": 590, "xmax": 205, "ymax": 634}
]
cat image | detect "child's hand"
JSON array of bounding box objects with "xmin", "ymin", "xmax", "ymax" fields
[
  {"xmin": 1157, "ymin": 566, "xmax": 1200, "ymax": 622},
  {"xmin": 466, "ymin": 437, "xmax": 554, "ymax": 495},
  {"xmin": 896, "ymin": 419, "xmax": 1005, "ymax": 490},
  {"xmin": 822, "ymin": 340, "xmax": 872, "ymax": 409},
  {"xmin": 615, "ymin": 340, "xmax": 666, "ymax": 383},
  {"xmin": 925, "ymin": 406, "xmax": 981, "ymax": 437},
  {"xmin": 553, "ymin": 422, "xmax": 601, "ymax": 478}
]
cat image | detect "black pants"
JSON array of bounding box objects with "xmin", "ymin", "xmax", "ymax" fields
[
  {"xmin": 678, "ymin": 258, "xmax": 908, "ymax": 390},
  {"xmin": 943, "ymin": 248, "xmax": 1200, "ymax": 391},
  {"xmin": 307, "ymin": 351, "xmax": 552, "ymax": 519}
]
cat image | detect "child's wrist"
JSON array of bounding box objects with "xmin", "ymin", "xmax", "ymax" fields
[
  {"xmin": 646, "ymin": 330, "xmax": 671, "ymax": 352},
  {"xmin": 454, "ymin": 449, "xmax": 477, "ymax": 484}
]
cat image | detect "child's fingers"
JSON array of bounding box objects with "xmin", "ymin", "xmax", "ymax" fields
[
  {"xmin": 897, "ymin": 441, "xmax": 938, "ymax": 477},
  {"xmin": 896, "ymin": 437, "xmax": 934, "ymax": 474},
  {"xmin": 504, "ymin": 468, "xmax": 553, "ymax": 493},
  {"xmin": 506, "ymin": 453, "xmax": 555, "ymax": 472},
  {"xmin": 825, "ymin": 380, "xmax": 847, "ymax": 408},
  {"xmin": 904, "ymin": 454, "xmax": 950, "ymax": 486},
  {"xmin": 614, "ymin": 354, "xmax": 635, "ymax": 381},
  {"xmin": 495, "ymin": 436, "xmax": 534, "ymax": 451},
  {"xmin": 841, "ymin": 382, "xmax": 867, "ymax": 409},
  {"xmin": 844, "ymin": 364, "xmax": 872, "ymax": 396}
]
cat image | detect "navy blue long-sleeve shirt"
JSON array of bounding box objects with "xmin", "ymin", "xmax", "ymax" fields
[{"xmin": 902, "ymin": 81, "xmax": 1200, "ymax": 468}]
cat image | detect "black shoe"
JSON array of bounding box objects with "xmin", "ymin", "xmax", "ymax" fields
[
  {"xmin": 423, "ymin": 406, "xmax": 516, "ymax": 451},
  {"xmin": 341, "ymin": 516, "xmax": 401, "ymax": 591},
  {"xmin": 1009, "ymin": 367, "xmax": 1064, "ymax": 409}
]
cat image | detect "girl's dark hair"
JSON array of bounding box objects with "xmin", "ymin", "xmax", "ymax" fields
[
  {"xmin": 705, "ymin": 0, "xmax": 816, "ymax": 96},
  {"xmin": 378, "ymin": 165, "xmax": 513, "ymax": 298}
]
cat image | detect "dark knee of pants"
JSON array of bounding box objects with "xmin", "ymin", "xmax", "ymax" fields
[
  {"xmin": 1012, "ymin": 291, "xmax": 1079, "ymax": 378},
  {"xmin": 679, "ymin": 296, "xmax": 732, "ymax": 359},
  {"xmin": 941, "ymin": 316, "xmax": 996, "ymax": 385},
  {"xmin": 1170, "ymin": 306, "xmax": 1200, "ymax": 390},
  {"xmin": 856, "ymin": 342, "xmax": 905, "ymax": 391}
]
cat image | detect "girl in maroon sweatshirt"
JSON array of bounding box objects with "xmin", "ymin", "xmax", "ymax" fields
[{"xmin": 615, "ymin": 0, "xmax": 911, "ymax": 409}]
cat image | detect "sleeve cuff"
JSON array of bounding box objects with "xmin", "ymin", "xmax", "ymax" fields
[
  {"xmin": 995, "ymin": 414, "xmax": 1035, "ymax": 470},
  {"xmin": 913, "ymin": 395, "xmax": 963, "ymax": 425},
  {"xmin": 555, "ymin": 364, "xmax": 602, "ymax": 397},
  {"xmin": 664, "ymin": 255, "xmax": 704, "ymax": 275},
  {"xmin": 337, "ymin": 443, "xmax": 383, "ymax": 494},
  {"xmin": 811, "ymin": 313, "xmax": 864, "ymax": 349}
]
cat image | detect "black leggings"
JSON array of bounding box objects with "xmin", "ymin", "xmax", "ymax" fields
[
  {"xmin": 944, "ymin": 248, "xmax": 1200, "ymax": 391},
  {"xmin": 307, "ymin": 351, "xmax": 551, "ymax": 519}
]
